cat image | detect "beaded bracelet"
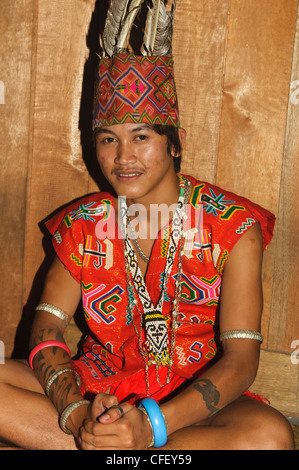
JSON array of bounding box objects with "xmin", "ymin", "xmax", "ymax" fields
[
  {"xmin": 45, "ymin": 368, "xmax": 81, "ymax": 396},
  {"xmin": 139, "ymin": 398, "xmax": 168, "ymax": 448},
  {"xmin": 29, "ymin": 341, "xmax": 71, "ymax": 369},
  {"xmin": 59, "ymin": 399, "xmax": 90, "ymax": 435}
]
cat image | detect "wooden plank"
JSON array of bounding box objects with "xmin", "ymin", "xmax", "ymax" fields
[
  {"xmin": 216, "ymin": 0, "xmax": 297, "ymax": 208},
  {"xmin": 64, "ymin": 324, "xmax": 83, "ymax": 357},
  {"xmin": 3, "ymin": 0, "xmax": 97, "ymax": 358},
  {"xmin": 251, "ymin": 349, "xmax": 299, "ymax": 414},
  {"xmin": 215, "ymin": 0, "xmax": 298, "ymax": 345},
  {"xmin": 173, "ymin": 0, "xmax": 230, "ymax": 183},
  {"xmin": 0, "ymin": 0, "xmax": 37, "ymax": 355},
  {"xmin": 268, "ymin": 4, "xmax": 299, "ymax": 351},
  {"xmin": 23, "ymin": 0, "xmax": 96, "ymax": 306}
]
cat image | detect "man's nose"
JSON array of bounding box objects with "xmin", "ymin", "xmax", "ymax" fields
[{"xmin": 115, "ymin": 141, "xmax": 137, "ymax": 165}]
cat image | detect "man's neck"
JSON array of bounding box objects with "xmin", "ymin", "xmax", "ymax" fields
[{"xmin": 125, "ymin": 174, "xmax": 181, "ymax": 240}]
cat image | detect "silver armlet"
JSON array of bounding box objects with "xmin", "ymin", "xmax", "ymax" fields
[
  {"xmin": 220, "ymin": 329, "xmax": 263, "ymax": 343},
  {"xmin": 139, "ymin": 406, "xmax": 155, "ymax": 447},
  {"xmin": 45, "ymin": 368, "xmax": 81, "ymax": 396},
  {"xmin": 59, "ymin": 400, "xmax": 90, "ymax": 435},
  {"xmin": 36, "ymin": 303, "xmax": 70, "ymax": 326}
]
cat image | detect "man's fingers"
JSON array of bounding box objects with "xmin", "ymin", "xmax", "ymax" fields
[
  {"xmin": 91, "ymin": 393, "xmax": 118, "ymax": 421},
  {"xmin": 78, "ymin": 424, "xmax": 119, "ymax": 450},
  {"xmin": 97, "ymin": 404, "xmax": 124, "ymax": 423}
]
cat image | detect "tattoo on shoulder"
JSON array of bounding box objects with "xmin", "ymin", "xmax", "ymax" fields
[{"xmin": 193, "ymin": 378, "xmax": 220, "ymax": 416}]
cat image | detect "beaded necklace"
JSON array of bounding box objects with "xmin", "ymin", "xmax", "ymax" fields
[{"xmin": 120, "ymin": 175, "xmax": 192, "ymax": 394}]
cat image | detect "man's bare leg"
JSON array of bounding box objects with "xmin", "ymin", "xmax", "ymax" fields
[
  {"xmin": 0, "ymin": 359, "xmax": 78, "ymax": 450},
  {"xmin": 162, "ymin": 395, "xmax": 295, "ymax": 450},
  {"xmin": 1, "ymin": 360, "xmax": 294, "ymax": 450}
]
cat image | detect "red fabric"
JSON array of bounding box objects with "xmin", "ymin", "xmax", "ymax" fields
[
  {"xmin": 45, "ymin": 175, "xmax": 275, "ymax": 404},
  {"xmin": 243, "ymin": 390, "xmax": 270, "ymax": 404},
  {"xmin": 92, "ymin": 54, "xmax": 180, "ymax": 129}
]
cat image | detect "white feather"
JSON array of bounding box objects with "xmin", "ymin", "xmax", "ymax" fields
[
  {"xmin": 116, "ymin": 0, "xmax": 146, "ymax": 52},
  {"xmin": 102, "ymin": 0, "xmax": 130, "ymax": 57},
  {"xmin": 153, "ymin": 2, "xmax": 174, "ymax": 55},
  {"xmin": 141, "ymin": 0, "xmax": 161, "ymax": 55}
]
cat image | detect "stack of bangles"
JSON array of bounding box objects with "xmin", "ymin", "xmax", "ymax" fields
[
  {"xmin": 29, "ymin": 340, "xmax": 90, "ymax": 435},
  {"xmin": 139, "ymin": 398, "xmax": 168, "ymax": 448}
]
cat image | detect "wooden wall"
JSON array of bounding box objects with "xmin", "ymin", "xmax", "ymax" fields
[{"xmin": 0, "ymin": 0, "xmax": 298, "ymax": 416}]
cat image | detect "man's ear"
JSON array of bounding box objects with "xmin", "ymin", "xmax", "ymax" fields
[
  {"xmin": 171, "ymin": 128, "xmax": 187, "ymax": 157},
  {"xmin": 178, "ymin": 128, "xmax": 187, "ymax": 152}
]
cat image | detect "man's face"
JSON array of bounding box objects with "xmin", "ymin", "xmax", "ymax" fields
[{"xmin": 95, "ymin": 123, "xmax": 178, "ymax": 205}]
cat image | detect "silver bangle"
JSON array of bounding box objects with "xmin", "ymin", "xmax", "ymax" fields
[
  {"xmin": 36, "ymin": 303, "xmax": 70, "ymax": 326},
  {"xmin": 139, "ymin": 406, "xmax": 155, "ymax": 447},
  {"xmin": 59, "ymin": 400, "xmax": 90, "ymax": 435},
  {"xmin": 220, "ymin": 329, "xmax": 263, "ymax": 343},
  {"xmin": 45, "ymin": 368, "xmax": 81, "ymax": 396}
]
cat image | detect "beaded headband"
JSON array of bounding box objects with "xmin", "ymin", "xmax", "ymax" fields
[{"xmin": 92, "ymin": 0, "xmax": 180, "ymax": 129}]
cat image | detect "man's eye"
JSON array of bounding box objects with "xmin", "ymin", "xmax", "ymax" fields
[
  {"xmin": 136, "ymin": 134, "xmax": 148, "ymax": 141},
  {"xmin": 102, "ymin": 137, "xmax": 115, "ymax": 144}
]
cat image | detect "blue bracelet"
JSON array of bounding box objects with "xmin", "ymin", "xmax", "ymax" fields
[{"xmin": 139, "ymin": 398, "xmax": 168, "ymax": 448}]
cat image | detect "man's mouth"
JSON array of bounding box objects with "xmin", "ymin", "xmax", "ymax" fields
[
  {"xmin": 118, "ymin": 173, "xmax": 141, "ymax": 177},
  {"xmin": 114, "ymin": 170, "xmax": 143, "ymax": 179}
]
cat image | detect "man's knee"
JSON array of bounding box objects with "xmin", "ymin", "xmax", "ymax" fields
[
  {"xmin": 0, "ymin": 358, "xmax": 42, "ymax": 393},
  {"xmin": 262, "ymin": 414, "xmax": 295, "ymax": 450},
  {"xmin": 236, "ymin": 408, "xmax": 295, "ymax": 450}
]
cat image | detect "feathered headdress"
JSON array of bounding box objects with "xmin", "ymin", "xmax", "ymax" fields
[
  {"xmin": 92, "ymin": 0, "xmax": 180, "ymax": 128},
  {"xmin": 100, "ymin": 0, "xmax": 177, "ymax": 57}
]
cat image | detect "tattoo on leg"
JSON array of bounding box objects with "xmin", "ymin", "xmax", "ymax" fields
[{"xmin": 193, "ymin": 378, "xmax": 220, "ymax": 416}]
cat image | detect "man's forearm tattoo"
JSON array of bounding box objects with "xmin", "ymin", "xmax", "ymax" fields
[
  {"xmin": 193, "ymin": 378, "xmax": 220, "ymax": 416},
  {"xmin": 31, "ymin": 328, "xmax": 80, "ymax": 412}
]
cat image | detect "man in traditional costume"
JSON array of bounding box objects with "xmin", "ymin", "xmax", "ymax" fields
[{"xmin": 0, "ymin": 1, "xmax": 294, "ymax": 450}]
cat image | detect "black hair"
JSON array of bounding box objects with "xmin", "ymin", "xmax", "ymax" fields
[{"xmin": 152, "ymin": 125, "xmax": 182, "ymax": 173}]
